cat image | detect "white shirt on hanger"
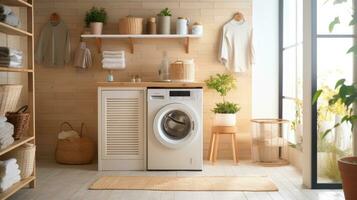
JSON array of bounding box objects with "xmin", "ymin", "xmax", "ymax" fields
[{"xmin": 219, "ymin": 19, "xmax": 254, "ymax": 73}]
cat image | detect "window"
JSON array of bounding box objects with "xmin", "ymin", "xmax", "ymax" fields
[
  {"xmin": 312, "ymin": 0, "xmax": 355, "ymax": 188},
  {"xmin": 280, "ymin": 0, "xmax": 303, "ymax": 146}
]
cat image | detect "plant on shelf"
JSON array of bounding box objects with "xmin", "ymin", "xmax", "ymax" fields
[
  {"xmin": 312, "ymin": 1, "xmax": 357, "ymax": 198},
  {"xmin": 205, "ymin": 73, "xmax": 240, "ymax": 126},
  {"xmin": 157, "ymin": 8, "xmax": 172, "ymax": 34},
  {"xmin": 85, "ymin": 6, "xmax": 107, "ymax": 35}
]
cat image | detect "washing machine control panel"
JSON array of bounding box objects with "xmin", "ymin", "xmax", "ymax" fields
[{"xmin": 148, "ymin": 89, "xmax": 200, "ymax": 101}]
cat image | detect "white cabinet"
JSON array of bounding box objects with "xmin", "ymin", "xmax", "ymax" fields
[{"xmin": 98, "ymin": 88, "xmax": 145, "ymax": 170}]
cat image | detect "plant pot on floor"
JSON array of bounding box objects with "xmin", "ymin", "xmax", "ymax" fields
[
  {"xmin": 338, "ymin": 157, "xmax": 357, "ymax": 200},
  {"xmin": 90, "ymin": 22, "xmax": 103, "ymax": 35},
  {"xmin": 213, "ymin": 113, "xmax": 236, "ymax": 126},
  {"xmin": 158, "ymin": 16, "xmax": 171, "ymax": 34}
]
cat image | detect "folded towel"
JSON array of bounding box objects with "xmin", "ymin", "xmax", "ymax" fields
[
  {"xmin": 102, "ymin": 64, "xmax": 126, "ymax": 70},
  {"xmin": 0, "ymin": 122, "xmax": 13, "ymax": 137},
  {"xmin": 0, "ymin": 47, "xmax": 23, "ymax": 57},
  {"xmin": 101, "ymin": 58, "xmax": 125, "ymax": 63},
  {"xmin": 0, "ymin": 136, "xmax": 14, "ymax": 149},
  {"xmin": 0, "ymin": 159, "xmax": 17, "ymax": 168},
  {"xmin": 0, "ymin": 13, "xmax": 20, "ymax": 27},
  {"xmin": 0, "ymin": 174, "xmax": 20, "ymax": 192},
  {"xmin": 0, "ymin": 60, "xmax": 22, "ymax": 67},
  {"xmin": 102, "ymin": 54, "xmax": 124, "ymax": 59},
  {"xmin": 0, "ymin": 135, "xmax": 13, "ymax": 144},
  {"xmin": 0, "ymin": 4, "xmax": 12, "ymax": 15},
  {"xmin": 0, "ymin": 165, "xmax": 19, "ymax": 179},
  {"xmin": 0, "ymin": 117, "xmax": 6, "ymax": 123},
  {"xmin": 102, "ymin": 50, "xmax": 124, "ymax": 55}
]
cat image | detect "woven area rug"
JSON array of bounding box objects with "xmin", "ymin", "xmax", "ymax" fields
[{"xmin": 89, "ymin": 176, "xmax": 278, "ymax": 191}]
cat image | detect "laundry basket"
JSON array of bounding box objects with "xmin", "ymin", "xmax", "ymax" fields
[
  {"xmin": 5, "ymin": 143, "xmax": 36, "ymax": 179},
  {"xmin": 6, "ymin": 105, "xmax": 31, "ymax": 140},
  {"xmin": 251, "ymin": 119, "xmax": 290, "ymax": 165},
  {"xmin": 0, "ymin": 85, "xmax": 22, "ymax": 116},
  {"xmin": 55, "ymin": 122, "xmax": 95, "ymax": 165}
]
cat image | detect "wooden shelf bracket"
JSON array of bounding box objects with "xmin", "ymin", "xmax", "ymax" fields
[{"xmin": 184, "ymin": 37, "xmax": 190, "ymax": 53}]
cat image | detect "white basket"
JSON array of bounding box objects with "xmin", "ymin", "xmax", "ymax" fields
[
  {"xmin": 6, "ymin": 143, "xmax": 36, "ymax": 179},
  {"xmin": 0, "ymin": 85, "xmax": 22, "ymax": 116}
]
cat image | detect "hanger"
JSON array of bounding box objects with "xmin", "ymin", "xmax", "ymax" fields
[
  {"xmin": 50, "ymin": 12, "xmax": 60, "ymax": 25},
  {"xmin": 233, "ymin": 12, "xmax": 245, "ymax": 22}
]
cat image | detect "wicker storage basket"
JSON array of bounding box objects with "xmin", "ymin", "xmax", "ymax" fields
[
  {"xmin": 0, "ymin": 85, "xmax": 22, "ymax": 116},
  {"xmin": 119, "ymin": 17, "xmax": 143, "ymax": 34},
  {"xmin": 6, "ymin": 105, "xmax": 30, "ymax": 140},
  {"xmin": 169, "ymin": 61, "xmax": 185, "ymax": 81},
  {"xmin": 55, "ymin": 122, "xmax": 95, "ymax": 165},
  {"xmin": 5, "ymin": 143, "xmax": 36, "ymax": 179}
]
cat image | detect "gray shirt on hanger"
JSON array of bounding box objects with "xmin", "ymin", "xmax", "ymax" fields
[{"xmin": 35, "ymin": 21, "xmax": 71, "ymax": 66}]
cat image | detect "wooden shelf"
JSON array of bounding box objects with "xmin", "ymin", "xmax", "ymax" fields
[
  {"xmin": 0, "ymin": 136, "xmax": 34, "ymax": 156},
  {"xmin": 0, "ymin": 176, "xmax": 35, "ymax": 200},
  {"xmin": 0, "ymin": 0, "xmax": 33, "ymax": 7},
  {"xmin": 0, "ymin": 67, "xmax": 33, "ymax": 73},
  {"xmin": 0, "ymin": 22, "xmax": 32, "ymax": 37},
  {"xmin": 81, "ymin": 34, "xmax": 202, "ymax": 54}
]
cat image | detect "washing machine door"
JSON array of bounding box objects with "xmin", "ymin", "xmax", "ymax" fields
[{"xmin": 153, "ymin": 103, "xmax": 199, "ymax": 149}]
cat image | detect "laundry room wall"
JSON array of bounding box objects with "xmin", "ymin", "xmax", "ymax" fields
[{"xmin": 34, "ymin": 0, "xmax": 253, "ymax": 160}]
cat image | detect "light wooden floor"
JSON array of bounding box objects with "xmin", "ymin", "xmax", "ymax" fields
[{"xmin": 10, "ymin": 160, "xmax": 344, "ymax": 200}]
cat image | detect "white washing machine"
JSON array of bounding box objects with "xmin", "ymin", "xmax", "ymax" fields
[{"xmin": 147, "ymin": 88, "xmax": 203, "ymax": 170}]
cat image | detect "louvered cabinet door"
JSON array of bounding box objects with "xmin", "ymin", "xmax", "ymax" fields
[{"xmin": 100, "ymin": 90, "xmax": 144, "ymax": 162}]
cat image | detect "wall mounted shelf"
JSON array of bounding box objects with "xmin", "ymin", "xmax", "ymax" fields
[{"xmin": 80, "ymin": 34, "xmax": 202, "ymax": 54}]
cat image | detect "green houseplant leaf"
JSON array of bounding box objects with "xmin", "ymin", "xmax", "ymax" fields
[
  {"xmin": 85, "ymin": 7, "xmax": 107, "ymax": 27},
  {"xmin": 329, "ymin": 17, "xmax": 340, "ymax": 32}
]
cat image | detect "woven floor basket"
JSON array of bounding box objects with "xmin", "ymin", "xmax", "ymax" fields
[
  {"xmin": 0, "ymin": 84, "xmax": 22, "ymax": 116},
  {"xmin": 5, "ymin": 143, "xmax": 36, "ymax": 179}
]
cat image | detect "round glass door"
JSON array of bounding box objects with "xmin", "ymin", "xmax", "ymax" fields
[
  {"xmin": 161, "ymin": 110, "xmax": 192, "ymax": 140},
  {"xmin": 153, "ymin": 103, "xmax": 199, "ymax": 149}
]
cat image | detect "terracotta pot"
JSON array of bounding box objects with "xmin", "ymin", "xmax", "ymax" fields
[
  {"xmin": 213, "ymin": 113, "xmax": 236, "ymax": 126},
  {"xmin": 90, "ymin": 22, "xmax": 103, "ymax": 35},
  {"xmin": 338, "ymin": 157, "xmax": 357, "ymax": 200}
]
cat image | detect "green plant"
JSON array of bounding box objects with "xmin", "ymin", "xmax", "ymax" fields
[
  {"xmin": 213, "ymin": 102, "xmax": 240, "ymax": 114},
  {"xmin": 291, "ymin": 99, "xmax": 303, "ymax": 131},
  {"xmin": 158, "ymin": 8, "xmax": 172, "ymax": 17},
  {"xmin": 313, "ymin": 80, "xmax": 357, "ymax": 138},
  {"xmin": 85, "ymin": 7, "xmax": 107, "ymax": 27},
  {"xmin": 205, "ymin": 73, "xmax": 239, "ymax": 114}
]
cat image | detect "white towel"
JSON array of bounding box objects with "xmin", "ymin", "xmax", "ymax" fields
[
  {"xmin": 0, "ymin": 136, "xmax": 14, "ymax": 149},
  {"xmin": 0, "ymin": 122, "xmax": 13, "ymax": 137},
  {"xmin": 102, "ymin": 58, "xmax": 124, "ymax": 63},
  {"xmin": 0, "ymin": 174, "xmax": 20, "ymax": 192},
  {"xmin": 0, "ymin": 135, "xmax": 13, "ymax": 144},
  {"xmin": 102, "ymin": 63, "xmax": 126, "ymax": 69},
  {"xmin": 0, "ymin": 163, "xmax": 19, "ymax": 178},
  {"xmin": 102, "ymin": 50, "xmax": 124, "ymax": 55},
  {"xmin": 0, "ymin": 117, "xmax": 6, "ymax": 123}
]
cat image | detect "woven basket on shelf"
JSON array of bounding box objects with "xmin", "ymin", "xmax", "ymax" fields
[
  {"xmin": 5, "ymin": 143, "xmax": 36, "ymax": 179},
  {"xmin": 119, "ymin": 17, "xmax": 143, "ymax": 34},
  {"xmin": 0, "ymin": 84, "xmax": 22, "ymax": 116},
  {"xmin": 6, "ymin": 105, "xmax": 30, "ymax": 140},
  {"xmin": 55, "ymin": 122, "xmax": 95, "ymax": 165}
]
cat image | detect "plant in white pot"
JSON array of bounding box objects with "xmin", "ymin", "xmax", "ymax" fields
[
  {"xmin": 85, "ymin": 7, "xmax": 107, "ymax": 35},
  {"xmin": 205, "ymin": 73, "xmax": 240, "ymax": 126}
]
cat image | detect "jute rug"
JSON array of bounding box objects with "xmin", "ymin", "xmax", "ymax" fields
[{"xmin": 89, "ymin": 176, "xmax": 278, "ymax": 191}]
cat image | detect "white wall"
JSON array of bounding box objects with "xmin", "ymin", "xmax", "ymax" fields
[{"xmin": 252, "ymin": 0, "xmax": 279, "ymax": 118}]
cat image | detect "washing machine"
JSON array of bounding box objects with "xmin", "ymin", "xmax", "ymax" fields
[{"xmin": 147, "ymin": 88, "xmax": 203, "ymax": 170}]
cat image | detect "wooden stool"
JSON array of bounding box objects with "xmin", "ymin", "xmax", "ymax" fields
[{"xmin": 208, "ymin": 126, "xmax": 238, "ymax": 164}]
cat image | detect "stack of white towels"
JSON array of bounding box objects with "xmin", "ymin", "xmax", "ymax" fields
[
  {"xmin": 0, "ymin": 47, "xmax": 23, "ymax": 68},
  {"xmin": 0, "ymin": 158, "xmax": 21, "ymax": 192},
  {"xmin": 101, "ymin": 50, "xmax": 126, "ymax": 70},
  {"xmin": 0, "ymin": 117, "xmax": 14, "ymax": 149}
]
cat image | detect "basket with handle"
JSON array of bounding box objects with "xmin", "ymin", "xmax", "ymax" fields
[
  {"xmin": 55, "ymin": 122, "xmax": 95, "ymax": 165},
  {"xmin": 5, "ymin": 105, "xmax": 30, "ymax": 140},
  {"xmin": 0, "ymin": 84, "xmax": 22, "ymax": 116}
]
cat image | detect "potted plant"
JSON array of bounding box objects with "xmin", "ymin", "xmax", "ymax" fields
[
  {"xmin": 85, "ymin": 6, "xmax": 107, "ymax": 35},
  {"xmin": 291, "ymin": 99, "xmax": 303, "ymax": 145},
  {"xmin": 157, "ymin": 8, "xmax": 172, "ymax": 34},
  {"xmin": 205, "ymin": 73, "xmax": 240, "ymax": 126}
]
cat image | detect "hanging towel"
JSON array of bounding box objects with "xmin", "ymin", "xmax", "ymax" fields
[
  {"xmin": 35, "ymin": 20, "xmax": 71, "ymax": 66},
  {"xmin": 73, "ymin": 42, "xmax": 92, "ymax": 69},
  {"xmin": 219, "ymin": 19, "xmax": 254, "ymax": 73}
]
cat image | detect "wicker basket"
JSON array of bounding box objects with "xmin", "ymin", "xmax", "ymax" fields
[
  {"xmin": 119, "ymin": 17, "xmax": 143, "ymax": 34},
  {"xmin": 169, "ymin": 61, "xmax": 185, "ymax": 81},
  {"xmin": 6, "ymin": 105, "xmax": 30, "ymax": 140},
  {"xmin": 0, "ymin": 85, "xmax": 22, "ymax": 116},
  {"xmin": 5, "ymin": 143, "xmax": 36, "ymax": 179},
  {"xmin": 55, "ymin": 122, "xmax": 95, "ymax": 165}
]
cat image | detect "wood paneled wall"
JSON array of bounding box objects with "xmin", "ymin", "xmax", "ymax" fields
[{"xmin": 34, "ymin": 0, "xmax": 252, "ymax": 160}]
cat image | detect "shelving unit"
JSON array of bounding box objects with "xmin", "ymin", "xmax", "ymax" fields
[
  {"xmin": 81, "ymin": 34, "xmax": 202, "ymax": 54},
  {"xmin": 0, "ymin": 0, "xmax": 36, "ymax": 199}
]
